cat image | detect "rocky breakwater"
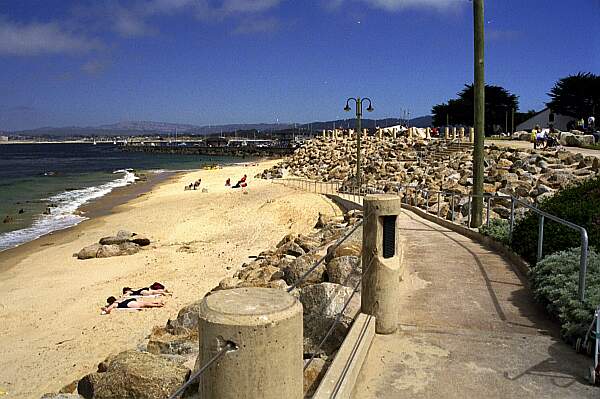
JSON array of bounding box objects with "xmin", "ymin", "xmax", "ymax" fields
[
  {"xmin": 46, "ymin": 210, "xmax": 365, "ymax": 398},
  {"xmin": 260, "ymin": 136, "xmax": 600, "ymax": 223}
]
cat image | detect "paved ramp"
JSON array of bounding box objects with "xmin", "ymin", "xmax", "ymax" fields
[{"xmin": 352, "ymin": 210, "xmax": 596, "ymax": 398}]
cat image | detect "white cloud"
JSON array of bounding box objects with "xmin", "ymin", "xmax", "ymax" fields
[
  {"xmin": 112, "ymin": 0, "xmax": 283, "ymax": 34},
  {"xmin": 113, "ymin": 8, "xmax": 154, "ymax": 37},
  {"xmin": 221, "ymin": 0, "xmax": 282, "ymax": 14},
  {"xmin": 331, "ymin": 0, "xmax": 461, "ymax": 11},
  {"xmin": 232, "ymin": 16, "xmax": 280, "ymax": 34},
  {"xmin": 0, "ymin": 19, "xmax": 99, "ymax": 56},
  {"xmin": 81, "ymin": 59, "xmax": 111, "ymax": 75}
]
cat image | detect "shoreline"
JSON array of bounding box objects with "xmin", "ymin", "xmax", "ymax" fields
[
  {"xmin": 0, "ymin": 170, "xmax": 178, "ymax": 272},
  {"xmin": 0, "ymin": 158, "xmax": 342, "ymax": 398}
]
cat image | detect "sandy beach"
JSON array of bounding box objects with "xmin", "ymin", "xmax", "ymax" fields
[{"xmin": 0, "ymin": 160, "xmax": 341, "ymax": 398}]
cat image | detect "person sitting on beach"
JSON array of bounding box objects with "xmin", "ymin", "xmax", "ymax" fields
[
  {"xmin": 122, "ymin": 282, "xmax": 170, "ymax": 297},
  {"xmin": 225, "ymin": 178, "xmax": 231, "ymax": 186},
  {"xmin": 101, "ymin": 296, "xmax": 164, "ymax": 314},
  {"xmin": 241, "ymin": 174, "xmax": 247, "ymax": 183}
]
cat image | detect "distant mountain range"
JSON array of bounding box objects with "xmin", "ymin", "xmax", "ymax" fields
[{"xmin": 9, "ymin": 116, "xmax": 432, "ymax": 137}]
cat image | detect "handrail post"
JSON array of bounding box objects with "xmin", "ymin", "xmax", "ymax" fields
[
  {"xmin": 509, "ymin": 197, "xmax": 515, "ymax": 242},
  {"xmin": 537, "ymin": 215, "xmax": 545, "ymax": 263},
  {"xmin": 579, "ymin": 230, "xmax": 589, "ymax": 301},
  {"xmin": 437, "ymin": 192, "xmax": 441, "ymax": 217},
  {"xmin": 451, "ymin": 194, "xmax": 455, "ymax": 222},
  {"xmin": 467, "ymin": 195, "xmax": 472, "ymax": 228},
  {"xmin": 486, "ymin": 196, "xmax": 491, "ymax": 227}
]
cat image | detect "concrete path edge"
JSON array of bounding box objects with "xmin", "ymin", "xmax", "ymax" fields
[{"xmin": 313, "ymin": 313, "xmax": 376, "ymax": 399}]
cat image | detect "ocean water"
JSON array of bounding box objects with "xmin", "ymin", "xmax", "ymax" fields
[{"xmin": 0, "ymin": 143, "xmax": 238, "ymax": 252}]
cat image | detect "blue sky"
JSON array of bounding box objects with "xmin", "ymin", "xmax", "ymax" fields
[{"xmin": 0, "ymin": 0, "xmax": 598, "ymax": 131}]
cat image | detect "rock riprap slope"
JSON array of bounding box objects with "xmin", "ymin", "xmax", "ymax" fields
[{"xmin": 260, "ymin": 136, "xmax": 600, "ymax": 222}]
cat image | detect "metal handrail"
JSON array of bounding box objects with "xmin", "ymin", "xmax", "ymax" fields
[{"xmin": 271, "ymin": 176, "xmax": 590, "ymax": 302}]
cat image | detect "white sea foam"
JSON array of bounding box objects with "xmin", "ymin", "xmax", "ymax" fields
[{"xmin": 0, "ymin": 170, "xmax": 137, "ymax": 252}]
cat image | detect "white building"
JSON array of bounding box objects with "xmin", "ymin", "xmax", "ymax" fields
[
  {"xmin": 516, "ymin": 108, "xmax": 575, "ymax": 131},
  {"xmin": 0, "ymin": 135, "xmax": 9, "ymax": 142}
]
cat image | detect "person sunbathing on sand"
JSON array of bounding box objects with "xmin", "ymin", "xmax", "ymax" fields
[
  {"xmin": 122, "ymin": 282, "xmax": 170, "ymax": 297},
  {"xmin": 101, "ymin": 296, "xmax": 164, "ymax": 314}
]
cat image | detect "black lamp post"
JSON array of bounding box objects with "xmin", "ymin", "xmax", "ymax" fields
[{"xmin": 344, "ymin": 97, "xmax": 374, "ymax": 186}]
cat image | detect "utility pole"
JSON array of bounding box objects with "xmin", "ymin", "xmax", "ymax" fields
[{"xmin": 471, "ymin": 0, "xmax": 485, "ymax": 227}]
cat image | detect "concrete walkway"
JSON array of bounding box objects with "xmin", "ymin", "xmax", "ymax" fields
[{"xmin": 352, "ymin": 210, "xmax": 596, "ymax": 398}]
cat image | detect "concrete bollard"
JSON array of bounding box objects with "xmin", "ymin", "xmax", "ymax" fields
[
  {"xmin": 459, "ymin": 127, "xmax": 465, "ymax": 141},
  {"xmin": 469, "ymin": 127, "xmax": 475, "ymax": 143},
  {"xmin": 322, "ymin": 130, "xmax": 326, "ymax": 139},
  {"xmin": 444, "ymin": 127, "xmax": 449, "ymax": 140},
  {"xmin": 197, "ymin": 288, "xmax": 303, "ymax": 399},
  {"xmin": 426, "ymin": 127, "xmax": 431, "ymax": 139},
  {"xmin": 451, "ymin": 127, "xmax": 456, "ymax": 140},
  {"xmin": 361, "ymin": 195, "xmax": 402, "ymax": 334},
  {"xmin": 393, "ymin": 130, "xmax": 397, "ymax": 140},
  {"xmin": 408, "ymin": 127, "xmax": 413, "ymax": 139},
  {"xmin": 363, "ymin": 128, "xmax": 368, "ymax": 138}
]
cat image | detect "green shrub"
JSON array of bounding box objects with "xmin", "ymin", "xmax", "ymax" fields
[
  {"xmin": 479, "ymin": 219, "xmax": 510, "ymax": 244},
  {"xmin": 529, "ymin": 248, "xmax": 600, "ymax": 342},
  {"xmin": 511, "ymin": 175, "xmax": 600, "ymax": 264}
]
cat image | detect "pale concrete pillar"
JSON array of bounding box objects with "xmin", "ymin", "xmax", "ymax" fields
[
  {"xmin": 452, "ymin": 127, "xmax": 457, "ymax": 140},
  {"xmin": 348, "ymin": 129, "xmax": 354, "ymax": 139},
  {"xmin": 459, "ymin": 127, "xmax": 465, "ymax": 141},
  {"xmin": 322, "ymin": 130, "xmax": 326, "ymax": 139},
  {"xmin": 426, "ymin": 127, "xmax": 431, "ymax": 139},
  {"xmin": 363, "ymin": 128, "xmax": 368, "ymax": 138},
  {"xmin": 408, "ymin": 127, "xmax": 413, "ymax": 139},
  {"xmin": 469, "ymin": 127, "xmax": 475, "ymax": 143},
  {"xmin": 392, "ymin": 129, "xmax": 397, "ymax": 139},
  {"xmin": 378, "ymin": 129, "xmax": 383, "ymax": 139},
  {"xmin": 444, "ymin": 127, "xmax": 449, "ymax": 140},
  {"xmin": 197, "ymin": 288, "xmax": 303, "ymax": 398},
  {"xmin": 362, "ymin": 195, "xmax": 402, "ymax": 334}
]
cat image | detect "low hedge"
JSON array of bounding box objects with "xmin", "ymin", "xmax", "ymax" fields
[
  {"xmin": 529, "ymin": 247, "xmax": 600, "ymax": 342},
  {"xmin": 511, "ymin": 175, "xmax": 600, "ymax": 264},
  {"xmin": 479, "ymin": 219, "xmax": 510, "ymax": 245}
]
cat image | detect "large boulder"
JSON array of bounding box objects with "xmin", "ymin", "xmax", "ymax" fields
[
  {"xmin": 284, "ymin": 253, "xmax": 324, "ymax": 287},
  {"xmin": 90, "ymin": 351, "xmax": 190, "ymax": 399},
  {"xmin": 96, "ymin": 244, "xmax": 132, "ymax": 258},
  {"xmin": 299, "ymin": 282, "xmax": 360, "ymax": 354},
  {"xmin": 326, "ymin": 256, "xmax": 361, "ymax": 288},
  {"xmin": 295, "ymin": 235, "xmax": 321, "ymax": 253},
  {"xmin": 327, "ymin": 242, "xmax": 361, "ymax": 260},
  {"xmin": 236, "ymin": 264, "xmax": 284, "ymax": 288},
  {"xmin": 75, "ymin": 243, "xmax": 102, "ymax": 260},
  {"xmin": 77, "ymin": 372, "xmax": 104, "ymax": 399},
  {"xmin": 276, "ymin": 240, "xmax": 305, "ymax": 257},
  {"xmin": 128, "ymin": 234, "xmax": 151, "ymax": 247},
  {"xmin": 166, "ymin": 300, "xmax": 202, "ymax": 335},
  {"xmin": 99, "ymin": 236, "xmax": 128, "ymax": 246},
  {"xmin": 101, "ymin": 231, "xmax": 150, "ymax": 246},
  {"xmin": 146, "ymin": 327, "xmax": 197, "ymax": 355}
]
